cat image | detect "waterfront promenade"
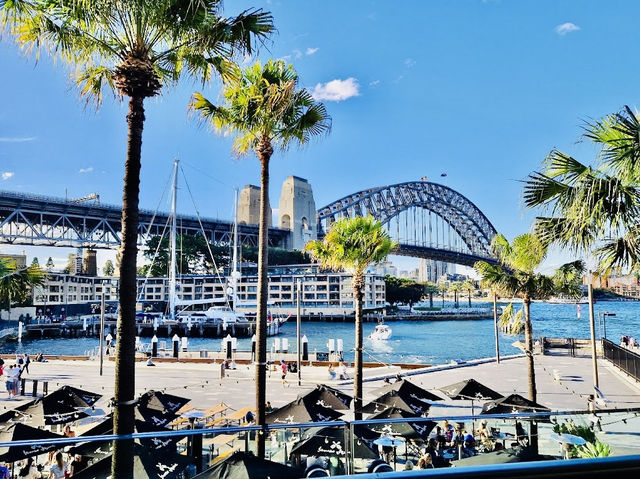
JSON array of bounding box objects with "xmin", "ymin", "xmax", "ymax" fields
[{"xmin": 3, "ymin": 351, "xmax": 638, "ymax": 414}]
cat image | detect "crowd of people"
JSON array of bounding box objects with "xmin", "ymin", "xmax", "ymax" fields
[
  {"xmin": 0, "ymin": 354, "xmax": 31, "ymax": 399},
  {"xmin": 620, "ymin": 335, "xmax": 638, "ymax": 348}
]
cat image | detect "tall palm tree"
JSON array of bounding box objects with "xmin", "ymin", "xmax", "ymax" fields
[
  {"xmin": 0, "ymin": 259, "xmax": 46, "ymax": 319},
  {"xmin": 423, "ymin": 281, "xmax": 438, "ymax": 308},
  {"xmin": 306, "ymin": 216, "xmax": 395, "ymax": 420},
  {"xmin": 437, "ymin": 278, "xmax": 448, "ymax": 307},
  {"xmin": 449, "ymin": 281, "xmax": 462, "ymax": 308},
  {"xmin": 190, "ymin": 59, "xmax": 330, "ymax": 457},
  {"xmin": 474, "ymin": 233, "xmax": 557, "ymax": 455},
  {"xmin": 2, "ymin": 1, "xmax": 273, "ymax": 474},
  {"xmin": 523, "ymin": 106, "xmax": 640, "ymax": 274}
]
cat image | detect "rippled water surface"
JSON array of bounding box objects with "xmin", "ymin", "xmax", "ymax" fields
[{"xmin": 3, "ymin": 301, "xmax": 638, "ymax": 365}]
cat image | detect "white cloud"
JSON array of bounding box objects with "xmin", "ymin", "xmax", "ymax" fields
[
  {"xmin": 555, "ymin": 22, "xmax": 580, "ymax": 35},
  {"xmin": 78, "ymin": 167, "xmax": 94, "ymax": 174},
  {"xmin": 1, "ymin": 172, "xmax": 14, "ymax": 180},
  {"xmin": 305, "ymin": 47, "xmax": 319, "ymax": 56},
  {"xmin": 311, "ymin": 78, "xmax": 360, "ymax": 102},
  {"xmin": 293, "ymin": 49, "xmax": 302, "ymax": 59},
  {"xmin": 404, "ymin": 58, "xmax": 416, "ymax": 68},
  {"xmin": 0, "ymin": 137, "xmax": 36, "ymax": 143},
  {"xmin": 369, "ymin": 80, "xmax": 380, "ymax": 86}
]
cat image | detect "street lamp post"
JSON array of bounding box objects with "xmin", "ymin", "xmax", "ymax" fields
[{"xmin": 600, "ymin": 312, "xmax": 616, "ymax": 340}]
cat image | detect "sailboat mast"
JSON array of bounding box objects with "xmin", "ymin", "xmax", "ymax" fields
[
  {"xmin": 169, "ymin": 159, "xmax": 179, "ymax": 321},
  {"xmin": 231, "ymin": 188, "xmax": 239, "ymax": 308}
]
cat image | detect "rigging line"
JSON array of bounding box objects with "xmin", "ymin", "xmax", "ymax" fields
[
  {"xmin": 182, "ymin": 161, "xmax": 236, "ymax": 191},
  {"xmin": 137, "ymin": 216, "xmax": 172, "ymax": 304},
  {"xmin": 144, "ymin": 164, "xmax": 173, "ymax": 237},
  {"xmin": 180, "ymin": 164, "xmax": 232, "ymax": 309}
]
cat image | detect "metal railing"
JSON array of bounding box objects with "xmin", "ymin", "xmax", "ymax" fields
[
  {"xmin": 1, "ymin": 408, "xmax": 639, "ymax": 477},
  {"xmin": 602, "ymin": 338, "xmax": 640, "ymax": 381}
]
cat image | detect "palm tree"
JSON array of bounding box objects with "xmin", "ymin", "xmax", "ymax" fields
[
  {"xmin": 437, "ymin": 278, "xmax": 448, "ymax": 308},
  {"xmin": 423, "ymin": 282, "xmax": 438, "ymax": 308},
  {"xmin": 2, "ymin": 2, "xmax": 273, "ymax": 474},
  {"xmin": 523, "ymin": 106, "xmax": 640, "ymax": 274},
  {"xmin": 462, "ymin": 278, "xmax": 475, "ymax": 307},
  {"xmin": 474, "ymin": 233, "xmax": 558, "ymax": 455},
  {"xmin": 449, "ymin": 281, "xmax": 462, "ymax": 308},
  {"xmin": 306, "ymin": 216, "xmax": 395, "ymax": 420},
  {"xmin": 0, "ymin": 259, "xmax": 46, "ymax": 319},
  {"xmin": 191, "ymin": 59, "xmax": 330, "ymax": 457}
]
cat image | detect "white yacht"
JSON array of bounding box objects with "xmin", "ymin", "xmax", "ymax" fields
[
  {"xmin": 177, "ymin": 306, "xmax": 247, "ymax": 325},
  {"xmin": 369, "ymin": 323, "xmax": 392, "ymax": 341}
]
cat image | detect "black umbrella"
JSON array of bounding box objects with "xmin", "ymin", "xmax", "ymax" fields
[
  {"xmin": 135, "ymin": 420, "xmax": 186, "ymax": 452},
  {"xmin": 439, "ymin": 379, "xmax": 503, "ymax": 402},
  {"xmin": 0, "ymin": 423, "xmax": 63, "ymax": 463},
  {"xmin": 72, "ymin": 448, "xmax": 192, "ymax": 479},
  {"xmin": 266, "ymin": 397, "xmax": 343, "ymax": 425},
  {"xmin": 373, "ymin": 379, "xmax": 442, "ymax": 402},
  {"xmin": 15, "ymin": 395, "xmax": 89, "ymax": 426},
  {"xmin": 361, "ymin": 390, "xmax": 431, "ymax": 416},
  {"xmin": 138, "ymin": 390, "xmax": 190, "ymax": 414},
  {"xmin": 366, "ymin": 407, "xmax": 436, "ymax": 441},
  {"xmin": 290, "ymin": 426, "xmax": 377, "ymax": 459},
  {"xmin": 193, "ymin": 451, "xmax": 300, "ymax": 479},
  {"xmin": 481, "ymin": 394, "xmax": 550, "ymax": 415},
  {"xmin": 59, "ymin": 386, "xmax": 103, "ymax": 407},
  {"xmin": 136, "ymin": 404, "xmax": 178, "ymax": 427},
  {"xmin": 299, "ymin": 385, "xmax": 351, "ymax": 411}
]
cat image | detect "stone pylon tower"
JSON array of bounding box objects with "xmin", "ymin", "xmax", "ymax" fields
[
  {"xmin": 278, "ymin": 176, "xmax": 317, "ymax": 251},
  {"xmin": 237, "ymin": 185, "xmax": 271, "ymax": 226}
]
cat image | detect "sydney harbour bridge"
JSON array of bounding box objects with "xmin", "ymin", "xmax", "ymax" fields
[{"xmin": 0, "ymin": 181, "xmax": 498, "ymax": 267}]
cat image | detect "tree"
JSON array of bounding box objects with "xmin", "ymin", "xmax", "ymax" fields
[
  {"xmin": 448, "ymin": 281, "xmax": 462, "ymax": 308},
  {"xmin": 103, "ymin": 260, "xmax": 115, "ymax": 277},
  {"xmin": 191, "ymin": 59, "xmax": 330, "ymax": 457},
  {"xmin": 437, "ymin": 278, "xmax": 448, "ymax": 307},
  {"xmin": 423, "ymin": 282, "xmax": 438, "ymax": 308},
  {"xmin": 241, "ymin": 247, "xmax": 311, "ymax": 266},
  {"xmin": 2, "ymin": 1, "xmax": 274, "ymax": 474},
  {"xmin": 474, "ymin": 234, "xmax": 582, "ymax": 455},
  {"xmin": 384, "ymin": 276, "xmax": 423, "ymax": 307},
  {"xmin": 0, "ymin": 258, "xmax": 45, "ymax": 319},
  {"xmin": 462, "ymin": 278, "xmax": 475, "ymax": 307},
  {"xmin": 30, "ymin": 257, "xmax": 39, "ymax": 267},
  {"xmin": 523, "ymin": 106, "xmax": 640, "ymax": 274},
  {"xmin": 64, "ymin": 254, "xmax": 76, "ymax": 274},
  {"xmin": 306, "ymin": 216, "xmax": 395, "ymax": 421},
  {"xmin": 45, "ymin": 257, "xmax": 55, "ymax": 271}
]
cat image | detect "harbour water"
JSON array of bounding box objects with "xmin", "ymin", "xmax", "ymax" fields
[{"xmin": 2, "ymin": 300, "xmax": 638, "ymax": 365}]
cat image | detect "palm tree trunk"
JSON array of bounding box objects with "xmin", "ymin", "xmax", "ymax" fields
[
  {"xmin": 468, "ymin": 290, "xmax": 471, "ymax": 308},
  {"xmin": 255, "ymin": 141, "xmax": 272, "ymax": 459},
  {"xmin": 112, "ymin": 95, "xmax": 145, "ymax": 478},
  {"xmin": 429, "ymin": 292, "xmax": 433, "ymax": 309},
  {"xmin": 523, "ymin": 295, "xmax": 538, "ymax": 456},
  {"xmin": 353, "ymin": 271, "xmax": 365, "ymax": 421}
]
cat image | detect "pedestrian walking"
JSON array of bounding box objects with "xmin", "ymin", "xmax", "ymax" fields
[
  {"xmin": 23, "ymin": 354, "xmax": 30, "ymax": 374},
  {"xmin": 280, "ymin": 359, "xmax": 288, "ymax": 386}
]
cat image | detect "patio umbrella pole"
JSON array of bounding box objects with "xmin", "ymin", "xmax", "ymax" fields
[{"xmin": 344, "ymin": 423, "xmax": 352, "ymax": 475}]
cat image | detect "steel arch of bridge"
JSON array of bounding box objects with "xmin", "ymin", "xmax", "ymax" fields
[{"xmin": 317, "ymin": 181, "xmax": 499, "ymax": 266}]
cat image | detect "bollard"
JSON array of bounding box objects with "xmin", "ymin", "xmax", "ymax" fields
[
  {"xmin": 274, "ymin": 337, "xmax": 281, "ymax": 354},
  {"xmin": 152, "ymin": 335, "xmax": 159, "ymax": 358},
  {"xmin": 302, "ymin": 335, "xmax": 309, "ymax": 361},
  {"xmin": 181, "ymin": 336, "xmax": 188, "ymax": 352},
  {"xmin": 251, "ymin": 334, "xmax": 257, "ymax": 362},
  {"xmin": 282, "ymin": 338, "xmax": 289, "ymax": 354},
  {"xmin": 43, "ymin": 381, "xmax": 48, "ymax": 396},
  {"xmin": 225, "ymin": 334, "xmax": 233, "ymax": 360},
  {"xmin": 20, "ymin": 379, "xmax": 25, "ymax": 396},
  {"xmin": 172, "ymin": 334, "xmax": 180, "ymax": 359}
]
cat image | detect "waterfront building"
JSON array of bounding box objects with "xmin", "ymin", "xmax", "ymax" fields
[
  {"xmin": 31, "ymin": 272, "xmax": 119, "ymax": 316},
  {"xmin": 0, "ymin": 253, "xmax": 27, "ymax": 268},
  {"xmin": 31, "ymin": 265, "xmax": 386, "ymax": 317},
  {"xmin": 586, "ymin": 274, "xmax": 640, "ymax": 298},
  {"xmin": 137, "ymin": 264, "xmax": 386, "ymax": 316},
  {"xmin": 418, "ymin": 258, "xmax": 451, "ymax": 283}
]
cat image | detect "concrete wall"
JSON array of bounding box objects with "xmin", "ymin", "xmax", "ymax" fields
[{"xmin": 278, "ymin": 176, "xmax": 317, "ymax": 250}]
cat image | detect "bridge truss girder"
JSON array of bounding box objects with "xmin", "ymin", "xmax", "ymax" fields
[
  {"xmin": 317, "ymin": 181, "xmax": 498, "ymax": 264},
  {"xmin": 0, "ymin": 190, "xmax": 289, "ymax": 249}
]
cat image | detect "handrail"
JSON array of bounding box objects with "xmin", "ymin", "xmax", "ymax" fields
[{"xmin": 2, "ymin": 407, "xmax": 638, "ymax": 449}]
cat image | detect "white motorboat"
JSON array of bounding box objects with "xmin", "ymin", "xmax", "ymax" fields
[{"xmin": 369, "ymin": 323, "xmax": 392, "ymax": 340}]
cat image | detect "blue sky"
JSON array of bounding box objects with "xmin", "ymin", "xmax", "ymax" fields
[{"xmin": 1, "ymin": 0, "xmax": 638, "ymax": 272}]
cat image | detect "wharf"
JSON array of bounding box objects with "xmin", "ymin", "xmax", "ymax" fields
[{"xmin": 24, "ymin": 320, "xmax": 256, "ymax": 339}]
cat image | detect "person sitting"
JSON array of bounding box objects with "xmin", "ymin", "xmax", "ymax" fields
[
  {"xmin": 404, "ymin": 460, "xmax": 414, "ymax": 470},
  {"xmin": 338, "ymin": 362, "xmax": 349, "ymax": 380},
  {"xmin": 515, "ymin": 421, "xmax": 529, "ymax": 447},
  {"xmin": 146, "ymin": 358, "xmax": 156, "ymax": 367},
  {"xmin": 417, "ymin": 454, "xmax": 434, "ymax": 469},
  {"xmin": 265, "ymin": 401, "xmax": 273, "ymax": 413},
  {"xmin": 328, "ymin": 364, "xmax": 336, "ymax": 380}
]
